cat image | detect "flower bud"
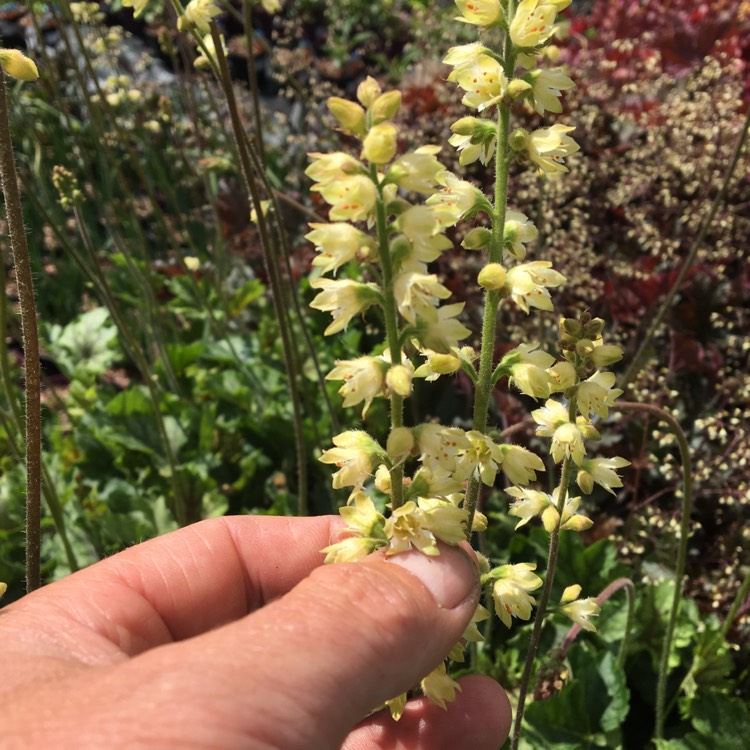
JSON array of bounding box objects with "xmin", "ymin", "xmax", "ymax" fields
[
  {"xmin": 370, "ymin": 90, "xmax": 401, "ymax": 124},
  {"xmin": 361, "ymin": 122, "xmax": 398, "ymax": 164},
  {"xmin": 509, "ymin": 128, "xmax": 528, "ymax": 152},
  {"xmin": 0, "ymin": 49, "xmax": 39, "ymax": 81},
  {"xmin": 386, "ymin": 364, "xmax": 413, "ymax": 397},
  {"xmin": 374, "ymin": 464, "xmax": 392, "ymax": 494},
  {"xmin": 576, "ymin": 469, "xmax": 594, "ymax": 495},
  {"xmin": 506, "ymin": 78, "xmax": 533, "ymax": 99},
  {"xmin": 327, "ymin": 97, "xmax": 366, "ymax": 136},
  {"xmin": 357, "ymin": 76, "xmax": 382, "ymax": 108},
  {"xmin": 575, "ymin": 338, "xmax": 595, "ymax": 357},
  {"xmin": 561, "ymin": 317, "xmax": 582, "ymax": 338},
  {"xmin": 591, "ymin": 344, "xmax": 624, "ymax": 367},
  {"xmin": 478, "ymin": 263, "xmax": 507, "ymax": 290},
  {"xmin": 462, "ymin": 227, "xmax": 492, "ymax": 251},
  {"xmin": 429, "ymin": 352, "xmax": 462, "ymax": 375},
  {"xmin": 387, "ymin": 427, "xmax": 414, "ymax": 458},
  {"xmin": 450, "ymin": 116, "xmax": 483, "ymax": 137},
  {"xmin": 583, "ymin": 317, "xmax": 605, "ymax": 339}
]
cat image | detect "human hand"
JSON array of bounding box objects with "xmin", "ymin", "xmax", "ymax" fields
[{"xmin": 0, "ymin": 516, "xmax": 511, "ymax": 749}]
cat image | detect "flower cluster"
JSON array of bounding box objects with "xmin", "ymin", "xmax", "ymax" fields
[{"xmin": 308, "ymin": 0, "xmax": 626, "ymax": 719}]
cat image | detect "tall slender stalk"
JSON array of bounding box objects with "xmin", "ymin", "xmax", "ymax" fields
[
  {"xmin": 618, "ymin": 401, "xmax": 692, "ymax": 739},
  {"xmin": 0, "ymin": 72, "xmax": 42, "ymax": 592}
]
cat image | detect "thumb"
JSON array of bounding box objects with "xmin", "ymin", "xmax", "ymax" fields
[{"xmin": 163, "ymin": 544, "xmax": 480, "ymax": 749}]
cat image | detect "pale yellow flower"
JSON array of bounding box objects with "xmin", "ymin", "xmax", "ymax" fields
[
  {"xmin": 560, "ymin": 585, "xmax": 600, "ymax": 632},
  {"xmin": 490, "ymin": 563, "xmax": 543, "ymax": 628},
  {"xmin": 527, "ymin": 124, "xmax": 579, "ymax": 175},
  {"xmin": 0, "ymin": 49, "xmax": 39, "ymax": 81},
  {"xmin": 193, "ymin": 32, "xmax": 226, "ymax": 70},
  {"xmin": 393, "ymin": 269, "xmax": 452, "ymax": 324},
  {"xmin": 505, "ymin": 261, "xmax": 565, "ymax": 313},
  {"xmin": 305, "ymin": 151, "xmax": 362, "ymax": 185},
  {"xmin": 443, "ymin": 42, "xmax": 493, "ymax": 80},
  {"xmin": 577, "ymin": 370, "xmax": 623, "ymax": 419},
  {"xmin": 454, "ymin": 430, "xmax": 505, "ymax": 486},
  {"xmin": 397, "ymin": 205, "xmax": 452, "ymax": 264},
  {"xmin": 414, "ymin": 348, "xmax": 462, "ymax": 381},
  {"xmin": 421, "ymin": 662, "xmax": 462, "ymax": 710},
  {"xmin": 590, "ymin": 343, "xmax": 624, "ymax": 368},
  {"xmin": 179, "ymin": 0, "xmax": 221, "ymax": 35},
  {"xmin": 547, "ymin": 360, "xmax": 577, "ymax": 392},
  {"xmin": 524, "ymin": 68, "xmax": 575, "ymax": 114},
  {"xmin": 455, "ymin": 0, "xmax": 503, "ymax": 26},
  {"xmin": 416, "ymin": 424, "xmax": 471, "ymax": 474},
  {"xmin": 456, "ymin": 54, "xmax": 508, "ymax": 112},
  {"xmin": 260, "ymin": 0, "xmax": 282, "ymax": 12},
  {"xmin": 385, "ymin": 497, "xmax": 467, "ymax": 556},
  {"xmin": 500, "ymin": 444, "xmax": 545, "ymax": 485},
  {"xmin": 319, "ymin": 431, "xmax": 384, "ymax": 489},
  {"xmin": 356, "ymin": 76, "xmax": 382, "ymax": 108},
  {"xmin": 369, "ymin": 90, "xmax": 402, "ymax": 124},
  {"xmin": 577, "ymin": 456, "xmax": 630, "ymax": 495},
  {"xmin": 504, "ymin": 209, "xmax": 539, "ymax": 259},
  {"xmin": 306, "ymin": 222, "xmax": 374, "ymax": 275},
  {"xmin": 413, "ymin": 302, "xmax": 472, "ymax": 353},
  {"xmin": 326, "ymin": 356, "xmax": 386, "ymax": 416},
  {"xmin": 504, "ymin": 343, "xmax": 555, "ymax": 399},
  {"xmin": 385, "ymin": 692, "xmax": 407, "ymax": 721},
  {"xmin": 551, "ymin": 422, "xmax": 586, "ymax": 465},
  {"xmin": 426, "ymin": 171, "xmax": 484, "ymax": 227},
  {"xmin": 510, "ymin": 0, "xmax": 570, "ymax": 48},
  {"xmin": 309, "ymin": 278, "xmax": 379, "ymax": 335},
  {"xmin": 315, "ymin": 175, "xmax": 378, "ymax": 222},
  {"xmin": 388, "ymin": 145, "xmax": 444, "ymax": 193},
  {"xmin": 507, "ymin": 486, "xmax": 551, "ymax": 529}
]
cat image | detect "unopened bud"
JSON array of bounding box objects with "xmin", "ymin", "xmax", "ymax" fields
[
  {"xmin": 370, "ymin": 90, "xmax": 401, "ymax": 124},
  {"xmin": 357, "ymin": 76, "xmax": 382, "ymax": 108},
  {"xmin": 429, "ymin": 352, "xmax": 462, "ymax": 375},
  {"xmin": 462, "ymin": 227, "xmax": 492, "ymax": 251},
  {"xmin": 327, "ymin": 97, "xmax": 366, "ymax": 136},
  {"xmin": 575, "ymin": 338, "xmax": 595, "ymax": 357},
  {"xmin": 591, "ymin": 344, "xmax": 624, "ymax": 367},
  {"xmin": 361, "ymin": 122, "xmax": 398, "ymax": 164},
  {"xmin": 577, "ymin": 470, "xmax": 594, "ymax": 495},
  {"xmin": 506, "ymin": 79, "xmax": 533, "ymax": 99},
  {"xmin": 0, "ymin": 48, "xmax": 39, "ymax": 81},
  {"xmin": 509, "ymin": 128, "xmax": 528, "ymax": 152},
  {"xmin": 451, "ymin": 116, "xmax": 483, "ymax": 137},
  {"xmin": 583, "ymin": 317, "xmax": 605, "ymax": 339},
  {"xmin": 386, "ymin": 364, "xmax": 413, "ymax": 397},
  {"xmin": 387, "ymin": 427, "xmax": 414, "ymax": 458},
  {"xmin": 561, "ymin": 318, "xmax": 582, "ymax": 337},
  {"xmin": 478, "ymin": 263, "xmax": 507, "ymax": 290},
  {"xmin": 374, "ymin": 464, "xmax": 392, "ymax": 494}
]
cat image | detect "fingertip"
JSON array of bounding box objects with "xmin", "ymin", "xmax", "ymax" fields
[{"xmin": 344, "ymin": 674, "xmax": 512, "ymax": 750}]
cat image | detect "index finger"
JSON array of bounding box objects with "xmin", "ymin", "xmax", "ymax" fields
[{"xmin": 4, "ymin": 516, "xmax": 342, "ymax": 659}]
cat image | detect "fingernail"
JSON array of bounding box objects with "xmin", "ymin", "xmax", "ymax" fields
[{"xmin": 388, "ymin": 545, "xmax": 478, "ymax": 609}]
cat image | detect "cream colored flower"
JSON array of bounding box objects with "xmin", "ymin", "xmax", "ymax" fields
[
  {"xmin": 552, "ymin": 422, "xmax": 586, "ymax": 465},
  {"xmin": 393, "ymin": 270, "xmax": 452, "ymax": 324},
  {"xmin": 414, "ymin": 348, "xmax": 462, "ymax": 381},
  {"xmin": 398, "ymin": 205, "xmax": 452, "ymax": 264},
  {"xmin": 309, "ymin": 278, "xmax": 379, "ymax": 335},
  {"xmin": 527, "ymin": 124, "xmax": 579, "ymax": 175},
  {"xmin": 455, "ymin": 0, "xmax": 503, "ymax": 26},
  {"xmin": 319, "ymin": 431, "xmax": 384, "ymax": 489},
  {"xmin": 456, "ymin": 54, "xmax": 508, "ymax": 112},
  {"xmin": 500, "ymin": 444, "xmax": 546, "ymax": 485},
  {"xmin": 385, "ymin": 497, "xmax": 467, "ymax": 556},
  {"xmin": 385, "ymin": 692, "xmax": 407, "ymax": 721},
  {"xmin": 416, "ymin": 424, "xmax": 471, "ymax": 474},
  {"xmin": 261, "ymin": 0, "xmax": 282, "ymax": 12},
  {"xmin": 505, "ymin": 261, "xmax": 565, "ymax": 313},
  {"xmin": 327, "ymin": 97, "xmax": 366, "ymax": 136},
  {"xmin": 421, "ymin": 662, "xmax": 462, "ymax": 710},
  {"xmin": 577, "ymin": 456, "xmax": 630, "ymax": 495},
  {"xmin": 504, "ymin": 209, "xmax": 539, "ymax": 259},
  {"xmin": 306, "ymin": 222, "xmax": 374, "ymax": 275},
  {"xmin": 388, "ymin": 146, "xmax": 444, "ymax": 193},
  {"xmin": 443, "ymin": 42, "xmax": 493, "ymax": 79},
  {"xmin": 507, "ymin": 486, "xmax": 551, "ymax": 528},
  {"xmin": 577, "ymin": 370, "xmax": 623, "ymax": 418},
  {"xmin": 591, "ymin": 342, "xmax": 624, "ymax": 368},
  {"xmin": 314, "ymin": 175, "xmax": 378, "ymax": 222},
  {"xmin": 413, "ymin": 302, "xmax": 472, "ymax": 353},
  {"xmin": 326, "ymin": 356, "xmax": 386, "ymax": 416},
  {"xmin": 426, "ymin": 171, "xmax": 484, "ymax": 227},
  {"xmin": 547, "ymin": 361, "xmax": 577, "ymax": 392},
  {"xmin": 490, "ymin": 563, "xmax": 543, "ymax": 628},
  {"xmin": 560, "ymin": 585, "xmax": 600, "ymax": 632},
  {"xmin": 194, "ymin": 32, "xmax": 226, "ymax": 70},
  {"xmin": 454, "ymin": 430, "xmax": 505, "ymax": 486},
  {"xmin": 539, "ymin": 489, "xmax": 592, "ymax": 533},
  {"xmin": 504, "ymin": 343, "xmax": 556, "ymax": 399},
  {"xmin": 510, "ymin": 0, "xmax": 570, "ymax": 48},
  {"xmin": 524, "ymin": 68, "xmax": 575, "ymax": 115},
  {"xmin": 179, "ymin": 0, "xmax": 221, "ymax": 35},
  {"xmin": 306, "ymin": 151, "xmax": 362, "ymax": 185}
]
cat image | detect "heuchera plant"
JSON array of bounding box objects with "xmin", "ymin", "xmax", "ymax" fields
[{"xmin": 306, "ymin": 0, "xmax": 630, "ymax": 733}]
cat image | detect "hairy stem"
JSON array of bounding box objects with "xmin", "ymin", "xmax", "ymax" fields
[{"xmin": 0, "ymin": 72, "xmax": 42, "ymax": 591}]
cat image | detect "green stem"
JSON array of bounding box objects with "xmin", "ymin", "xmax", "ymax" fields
[
  {"xmin": 617, "ymin": 401, "xmax": 692, "ymax": 740},
  {"xmin": 620, "ymin": 106, "xmax": 750, "ymax": 391},
  {"xmin": 465, "ymin": 103, "xmax": 512, "ymax": 531},
  {"xmin": 511, "ymin": 397, "xmax": 577, "ymax": 750},
  {"xmin": 372, "ymin": 167, "xmax": 405, "ymax": 509},
  {"xmin": 210, "ymin": 24, "xmax": 309, "ymax": 514},
  {"xmin": 722, "ymin": 565, "xmax": 750, "ymax": 639},
  {"xmin": 0, "ymin": 71, "xmax": 42, "ymax": 592}
]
